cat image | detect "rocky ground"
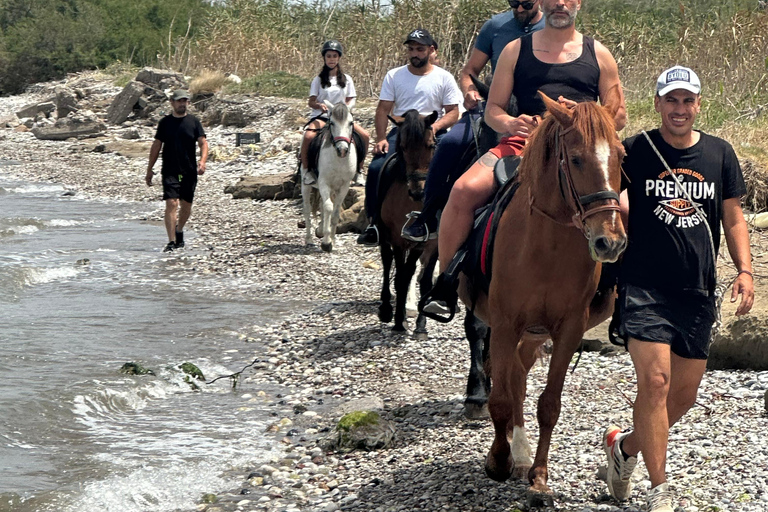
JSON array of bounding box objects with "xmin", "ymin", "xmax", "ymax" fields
[{"xmin": 1, "ymin": 71, "xmax": 767, "ymax": 512}]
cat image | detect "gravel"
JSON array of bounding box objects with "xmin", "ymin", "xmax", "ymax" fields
[{"xmin": 1, "ymin": 72, "xmax": 766, "ymax": 512}]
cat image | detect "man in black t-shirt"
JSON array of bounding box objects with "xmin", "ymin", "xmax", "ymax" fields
[
  {"xmin": 602, "ymin": 66, "xmax": 754, "ymax": 512},
  {"xmin": 146, "ymin": 89, "xmax": 208, "ymax": 252}
]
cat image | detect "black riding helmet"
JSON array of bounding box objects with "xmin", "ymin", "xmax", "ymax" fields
[{"xmin": 321, "ymin": 40, "xmax": 343, "ymax": 57}]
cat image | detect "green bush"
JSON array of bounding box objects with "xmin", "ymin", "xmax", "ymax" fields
[{"xmin": 225, "ymin": 71, "xmax": 310, "ymax": 98}]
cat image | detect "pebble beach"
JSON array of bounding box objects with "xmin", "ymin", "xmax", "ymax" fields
[{"xmin": 1, "ymin": 73, "xmax": 767, "ymax": 512}]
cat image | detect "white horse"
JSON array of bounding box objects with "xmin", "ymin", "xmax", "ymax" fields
[{"xmin": 301, "ymin": 101, "xmax": 357, "ymax": 252}]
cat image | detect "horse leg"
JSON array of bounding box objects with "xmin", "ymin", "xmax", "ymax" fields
[
  {"xmin": 508, "ymin": 333, "xmax": 544, "ymax": 480},
  {"xmin": 485, "ymin": 322, "xmax": 526, "ymax": 482},
  {"xmin": 413, "ymin": 248, "xmax": 438, "ymax": 341},
  {"xmin": 392, "ymin": 248, "xmax": 419, "ymax": 331},
  {"xmin": 301, "ymin": 182, "xmax": 314, "ymax": 246},
  {"xmin": 330, "ymin": 182, "xmax": 351, "ymax": 246},
  {"xmin": 527, "ymin": 323, "xmax": 584, "ymax": 501},
  {"xmin": 463, "ymin": 311, "xmax": 490, "ymax": 419},
  {"xmin": 378, "ymin": 243, "xmax": 394, "ymax": 323},
  {"xmin": 319, "ymin": 183, "xmax": 334, "ymax": 252}
]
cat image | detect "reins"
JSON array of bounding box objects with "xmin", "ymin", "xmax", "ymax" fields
[{"xmin": 528, "ymin": 124, "xmax": 621, "ymax": 236}]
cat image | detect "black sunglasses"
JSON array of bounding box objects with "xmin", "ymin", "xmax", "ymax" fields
[{"xmin": 510, "ymin": 0, "xmax": 536, "ymax": 9}]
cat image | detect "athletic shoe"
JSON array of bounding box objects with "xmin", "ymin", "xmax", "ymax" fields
[
  {"xmin": 163, "ymin": 242, "xmax": 175, "ymax": 253},
  {"xmin": 356, "ymin": 225, "xmax": 379, "ymax": 246},
  {"xmin": 646, "ymin": 482, "xmax": 674, "ymax": 512},
  {"xmin": 401, "ymin": 212, "xmax": 437, "ymax": 242},
  {"xmin": 419, "ymin": 272, "xmax": 459, "ymax": 319},
  {"xmin": 603, "ymin": 425, "xmax": 638, "ymax": 501}
]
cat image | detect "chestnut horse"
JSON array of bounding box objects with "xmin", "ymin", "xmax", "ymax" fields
[
  {"xmin": 377, "ymin": 110, "xmax": 439, "ymax": 335},
  {"xmin": 460, "ymin": 91, "xmax": 627, "ymax": 502}
]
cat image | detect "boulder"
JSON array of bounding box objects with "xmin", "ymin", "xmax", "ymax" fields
[
  {"xmin": 224, "ymin": 173, "xmax": 297, "ymax": 200},
  {"xmin": 220, "ymin": 107, "xmax": 250, "ymax": 128},
  {"xmin": 107, "ymin": 81, "xmax": 146, "ymax": 125},
  {"xmin": 55, "ymin": 86, "xmax": 79, "ymax": 118},
  {"xmin": 31, "ymin": 116, "xmax": 106, "ymax": 141},
  {"xmin": 16, "ymin": 101, "xmax": 55, "ymax": 119},
  {"xmin": 321, "ymin": 411, "xmax": 396, "ymax": 453},
  {"xmin": 336, "ymin": 199, "xmax": 367, "ymax": 234},
  {"xmin": 0, "ymin": 114, "xmax": 20, "ymax": 128},
  {"xmin": 135, "ymin": 67, "xmax": 185, "ymax": 87},
  {"xmin": 708, "ymin": 314, "xmax": 768, "ymax": 370}
]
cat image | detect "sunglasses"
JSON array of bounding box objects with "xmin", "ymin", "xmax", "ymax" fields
[{"xmin": 510, "ymin": 1, "xmax": 536, "ymax": 9}]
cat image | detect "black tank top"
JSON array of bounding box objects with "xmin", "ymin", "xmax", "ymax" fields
[{"xmin": 513, "ymin": 35, "xmax": 600, "ymax": 116}]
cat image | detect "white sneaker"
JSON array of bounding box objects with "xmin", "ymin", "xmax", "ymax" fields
[
  {"xmin": 603, "ymin": 425, "xmax": 638, "ymax": 501},
  {"xmin": 353, "ymin": 171, "xmax": 365, "ymax": 186},
  {"xmin": 646, "ymin": 482, "xmax": 674, "ymax": 512}
]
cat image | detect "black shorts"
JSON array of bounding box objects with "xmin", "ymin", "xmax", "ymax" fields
[
  {"xmin": 618, "ymin": 284, "xmax": 717, "ymax": 360},
  {"xmin": 162, "ymin": 172, "xmax": 198, "ymax": 203}
]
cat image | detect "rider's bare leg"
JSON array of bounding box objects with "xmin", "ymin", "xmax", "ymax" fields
[
  {"xmin": 438, "ymin": 151, "xmax": 499, "ymax": 273},
  {"xmin": 299, "ymin": 119, "xmax": 326, "ymax": 170}
]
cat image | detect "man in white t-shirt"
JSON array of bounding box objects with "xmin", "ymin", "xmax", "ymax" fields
[{"xmin": 357, "ymin": 28, "xmax": 462, "ymax": 246}]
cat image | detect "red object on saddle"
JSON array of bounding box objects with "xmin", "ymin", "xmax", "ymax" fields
[{"xmin": 481, "ymin": 212, "xmax": 495, "ymax": 275}]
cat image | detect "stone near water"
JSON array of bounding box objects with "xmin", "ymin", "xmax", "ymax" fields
[
  {"xmin": 224, "ymin": 174, "xmax": 297, "ymax": 200},
  {"xmin": 107, "ymin": 81, "xmax": 146, "ymax": 125},
  {"xmin": 120, "ymin": 362, "xmax": 155, "ymax": 376},
  {"xmin": 31, "ymin": 116, "xmax": 106, "ymax": 140}
]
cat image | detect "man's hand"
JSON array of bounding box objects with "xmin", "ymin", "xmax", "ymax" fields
[
  {"xmin": 374, "ymin": 139, "xmax": 389, "ymax": 155},
  {"xmin": 558, "ymin": 96, "xmax": 578, "ymax": 109},
  {"xmin": 731, "ymin": 272, "xmax": 755, "ymax": 316},
  {"xmin": 503, "ymin": 114, "xmax": 541, "ymax": 138},
  {"xmin": 464, "ymin": 90, "xmax": 483, "ymax": 110},
  {"xmin": 198, "ymin": 161, "xmax": 206, "ymax": 175},
  {"xmin": 145, "ymin": 169, "xmax": 155, "ymax": 186}
]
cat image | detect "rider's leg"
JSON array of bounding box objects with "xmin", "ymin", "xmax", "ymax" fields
[
  {"xmin": 300, "ymin": 119, "xmax": 325, "ymax": 184},
  {"xmin": 403, "ymin": 113, "xmax": 475, "ymax": 242},
  {"xmin": 358, "ymin": 129, "xmax": 397, "ymax": 246},
  {"xmin": 353, "ymin": 123, "xmax": 370, "ymax": 185}
]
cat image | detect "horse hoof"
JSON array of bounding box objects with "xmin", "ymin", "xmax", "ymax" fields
[
  {"xmin": 463, "ymin": 401, "xmax": 489, "ymax": 420},
  {"xmin": 484, "ymin": 451, "xmax": 512, "ymax": 482},
  {"xmin": 378, "ymin": 306, "xmax": 393, "ymax": 323},
  {"xmin": 525, "ymin": 489, "xmax": 553, "ymax": 509},
  {"xmin": 512, "ymin": 465, "xmax": 531, "ymax": 481},
  {"xmin": 412, "ymin": 329, "xmax": 428, "ymax": 341},
  {"xmin": 321, "ymin": 242, "xmax": 333, "ymax": 252}
]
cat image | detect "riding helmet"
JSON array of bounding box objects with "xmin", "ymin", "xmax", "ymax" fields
[{"xmin": 321, "ymin": 40, "xmax": 343, "ymax": 57}]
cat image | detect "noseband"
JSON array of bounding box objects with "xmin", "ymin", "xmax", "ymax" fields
[
  {"xmin": 529, "ymin": 125, "xmax": 621, "ymax": 237},
  {"xmin": 328, "ymin": 120, "xmax": 353, "ymax": 148}
]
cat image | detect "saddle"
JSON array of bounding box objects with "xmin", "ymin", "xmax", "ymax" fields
[{"xmin": 304, "ymin": 125, "xmax": 365, "ymax": 182}]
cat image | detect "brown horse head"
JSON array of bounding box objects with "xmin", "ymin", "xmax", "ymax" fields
[
  {"xmin": 525, "ymin": 90, "xmax": 627, "ymax": 262},
  {"xmin": 389, "ymin": 110, "xmax": 438, "ymax": 201}
]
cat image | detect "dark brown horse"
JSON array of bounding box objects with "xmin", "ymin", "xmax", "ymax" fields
[
  {"xmin": 377, "ymin": 109, "xmax": 439, "ymax": 335},
  {"xmin": 459, "ymin": 91, "xmax": 627, "ymax": 502}
]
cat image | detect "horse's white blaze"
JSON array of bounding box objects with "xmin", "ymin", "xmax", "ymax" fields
[
  {"xmin": 594, "ymin": 138, "xmax": 619, "ymax": 230},
  {"xmin": 511, "ymin": 426, "xmax": 533, "ymax": 467}
]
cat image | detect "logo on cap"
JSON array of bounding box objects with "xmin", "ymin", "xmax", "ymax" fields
[
  {"xmin": 666, "ymin": 69, "xmax": 690, "ymax": 84},
  {"xmin": 409, "ymin": 30, "xmax": 424, "ymax": 39}
]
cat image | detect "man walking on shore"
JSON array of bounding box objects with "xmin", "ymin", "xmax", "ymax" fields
[
  {"xmin": 146, "ymin": 89, "xmax": 208, "ymax": 252},
  {"xmin": 603, "ymin": 66, "xmax": 754, "ymax": 512}
]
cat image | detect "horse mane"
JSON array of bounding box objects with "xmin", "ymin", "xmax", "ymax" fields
[
  {"xmin": 397, "ymin": 110, "xmax": 427, "ymax": 154},
  {"xmin": 520, "ymin": 101, "xmax": 618, "ymax": 181}
]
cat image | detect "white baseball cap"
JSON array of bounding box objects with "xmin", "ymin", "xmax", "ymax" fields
[{"xmin": 656, "ymin": 66, "xmax": 701, "ymax": 97}]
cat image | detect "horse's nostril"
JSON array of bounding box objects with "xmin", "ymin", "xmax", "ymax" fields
[{"xmin": 593, "ymin": 236, "xmax": 610, "ymax": 254}]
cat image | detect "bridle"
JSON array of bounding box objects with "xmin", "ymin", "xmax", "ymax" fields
[
  {"xmin": 327, "ymin": 117, "xmax": 354, "ymax": 150},
  {"xmin": 529, "ymin": 124, "xmax": 621, "ymax": 237}
]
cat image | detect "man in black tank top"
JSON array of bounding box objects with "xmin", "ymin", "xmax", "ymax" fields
[{"xmin": 422, "ymin": 0, "xmax": 626, "ymax": 318}]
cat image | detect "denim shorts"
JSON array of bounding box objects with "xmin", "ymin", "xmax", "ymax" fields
[{"xmin": 618, "ymin": 284, "xmax": 717, "ymax": 360}]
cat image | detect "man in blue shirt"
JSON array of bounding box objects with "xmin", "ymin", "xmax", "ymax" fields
[{"xmin": 401, "ymin": 0, "xmax": 545, "ymax": 242}]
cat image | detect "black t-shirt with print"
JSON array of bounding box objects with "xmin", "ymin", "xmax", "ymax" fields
[
  {"xmin": 620, "ymin": 129, "xmax": 745, "ymax": 295},
  {"xmin": 155, "ymin": 114, "xmax": 205, "ymax": 175}
]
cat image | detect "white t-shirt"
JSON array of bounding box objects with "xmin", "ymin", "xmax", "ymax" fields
[
  {"xmin": 309, "ymin": 74, "xmax": 356, "ymax": 118},
  {"xmin": 379, "ymin": 65, "xmax": 462, "ymax": 118}
]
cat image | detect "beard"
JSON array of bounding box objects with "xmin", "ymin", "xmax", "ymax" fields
[
  {"xmin": 173, "ymin": 105, "xmax": 187, "ymax": 115},
  {"xmin": 514, "ymin": 9, "xmax": 537, "ymax": 26},
  {"xmin": 545, "ymin": 5, "xmax": 577, "ymax": 28},
  {"xmin": 410, "ymin": 56, "xmax": 429, "ymax": 68}
]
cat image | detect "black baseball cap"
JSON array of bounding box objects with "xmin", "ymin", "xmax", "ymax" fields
[{"xmin": 404, "ymin": 28, "xmax": 434, "ymax": 47}]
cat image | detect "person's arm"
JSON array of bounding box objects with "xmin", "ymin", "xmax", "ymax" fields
[
  {"xmin": 459, "ymin": 48, "xmax": 491, "ymax": 110},
  {"xmin": 345, "ymin": 96, "xmax": 356, "ymax": 110},
  {"xmin": 485, "ymin": 40, "xmax": 539, "ymax": 138},
  {"xmin": 594, "ymin": 40, "xmax": 627, "ymax": 131},
  {"xmin": 197, "ymin": 136, "xmax": 208, "ymax": 175},
  {"xmin": 433, "ymin": 104, "xmax": 459, "ymax": 132},
  {"xmin": 145, "ymin": 139, "xmax": 162, "ymax": 186},
  {"xmin": 722, "ymin": 197, "xmax": 754, "ymax": 315},
  {"xmin": 373, "ymin": 100, "xmax": 394, "ymax": 155},
  {"xmin": 308, "ymin": 95, "xmax": 328, "ymax": 113}
]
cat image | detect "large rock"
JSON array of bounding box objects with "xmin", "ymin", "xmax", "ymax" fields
[
  {"xmin": 336, "ymin": 199, "xmax": 366, "ymax": 234},
  {"xmin": 31, "ymin": 116, "xmax": 106, "ymax": 141},
  {"xmin": 16, "ymin": 101, "xmax": 55, "ymax": 119},
  {"xmin": 107, "ymin": 81, "xmax": 146, "ymax": 125},
  {"xmin": 321, "ymin": 411, "xmax": 396, "ymax": 453},
  {"xmin": 135, "ymin": 67, "xmax": 184, "ymax": 87},
  {"xmin": 709, "ymin": 314, "xmax": 768, "ymax": 370},
  {"xmin": 224, "ymin": 173, "xmax": 297, "ymax": 200},
  {"xmin": 0, "ymin": 114, "xmax": 20, "ymax": 128},
  {"xmin": 55, "ymin": 86, "xmax": 79, "ymax": 118}
]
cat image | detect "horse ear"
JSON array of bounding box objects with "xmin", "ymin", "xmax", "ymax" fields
[
  {"xmin": 323, "ymin": 100, "xmax": 334, "ymax": 111},
  {"xmin": 388, "ymin": 114, "xmax": 403, "ymax": 126},
  {"xmin": 539, "ymin": 91, "xmax": 573, "ymax": 127},
  {"xmin": 601, "ymin": 84, "xmax": 622, "ymax": 120},
  {"xmin": 425, "ymin": 111, "xmax": 439, "ymax": 127}
]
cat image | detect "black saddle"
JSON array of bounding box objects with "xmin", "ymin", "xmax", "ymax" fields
[{"xmin": 305, "ymin": 125, "xmax": 366, "ymax": 180}]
